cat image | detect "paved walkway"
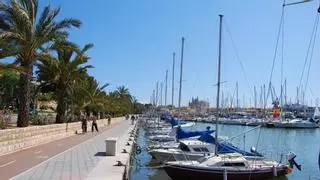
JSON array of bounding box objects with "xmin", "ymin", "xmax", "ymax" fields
[
  {"xmin": 86, "ymin": 121, "xmax": 136, "ymax": 180},
  {"xmin": 0, "ymin": 118, "xmax": 131, "ymax": 180},
  {"xmin": 11, "ymin": 119, "xmax": 132, "ymax": 180}
]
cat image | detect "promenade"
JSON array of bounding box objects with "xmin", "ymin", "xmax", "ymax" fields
[{"xmin": 0, "ymin": 118, "xmax": 135, "ymax": 180}]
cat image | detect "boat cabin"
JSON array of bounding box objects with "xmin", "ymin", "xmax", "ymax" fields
[
  {"xmin": 178, "ymin": 139, "xmax": 215, "ymax": 154},
  {"xmin": 199, "ymin": 153, "xmax": 249, "ymax": 168}
]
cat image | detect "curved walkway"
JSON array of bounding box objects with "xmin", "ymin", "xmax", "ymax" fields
[{"xmin": 0, "ymin": 118, "xmax": 130, "ymax": 180}]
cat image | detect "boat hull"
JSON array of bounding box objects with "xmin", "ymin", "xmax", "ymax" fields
[
  {"xmin": 274, "ymin": 122, "xmax": 319, "ymax": 129},
  {"xmin": 149, "ymin": 150, "xmax": 207, "ymax": 162},
  {"xmin": 164, "ymin": 164, "xmax": 288, "ymax": 180}
]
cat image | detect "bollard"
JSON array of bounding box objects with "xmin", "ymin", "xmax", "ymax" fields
[
  {"xmin": 223, "ymin": 168, "xmax": 227, "ymax": 180},
  {"xmin": 105, "ymin": 137, "xmax": 117, "ymax": 156},
  {"xmin": 273, "ymin": 166, "xmax": 277, "ymax": 177}
]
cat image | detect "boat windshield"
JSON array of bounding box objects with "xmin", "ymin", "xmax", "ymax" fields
[
  {"xmin": 193, "ymin": 147, "xmax": 209, "ymax": 152},
  {"xmin": 178, "ymin": 143, "xmax": 190, "ymax": 152}
]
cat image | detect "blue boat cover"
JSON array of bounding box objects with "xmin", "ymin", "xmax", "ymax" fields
[
  {"xmin": 161, "ymin": 113, "xmax": 260, "ymax": 156},
  {"xmin": 198, "ymin": 133, "xmax": 262, "ymax": 156},
  {"xmin": 162, "ymin": 113, "xmax": 185, "ymax": 127},
  {"xmin": 176, "ymin": 126, "xmax": 215, "ymax": 139}
]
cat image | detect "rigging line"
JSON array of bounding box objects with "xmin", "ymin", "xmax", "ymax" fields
[
  {"xmin": 298, "ymin": 10, "xmax": 320, "ymax": 94},
  {"xmin": 230, "ymin": 84, "xmax": 237, "ymax": 108},
  {"xmin": 268, "ymin": 4, "xmax": 285, "ymax": 91},
  {"xmin": 255, "ymin": 126, "xmax": 262, "ymax": 152},
  {"xmin": 224, "ymin": 21, "xmax": 254, "ymax": 100},
  {"xmin": 309, "ymin": 86, "xmax": 316, "ymax": 101},
  {"xmin": 264, "ymin": 4, "xmax": 285, "ymax": 109},
  {"xmin": 304, "ymin": 13, "xmax": 320, "ymax": 97}
]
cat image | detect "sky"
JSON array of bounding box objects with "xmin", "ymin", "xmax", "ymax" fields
[{"xmin": 37, "ymin": 0, "xmax": 320, "ymax": 107}]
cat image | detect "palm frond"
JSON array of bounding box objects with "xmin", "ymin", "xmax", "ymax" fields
[
  {"xmin": 51, "ymin": 40, "xmax": 80, "ymax": 53},
  {"xmin": 0, "ymin": 31, "xmax": 24, "ymax": 42},
  {"xmin": 82, "ymin": 43, "xmax": 94, "ymax": 53},
  {"xmin": 37, "ymin": 4, "xmax": 50, "ymax": 30},
  {"xmin": 17, "ymin": 0, "xmax": 38, "ymax": 24},
  {"xmin": 54, "ymin": 18, "xmax": 81, "ymax": 30},
  {"xmin": 99, "ymin": 83, "xmax": 109, "ymax": 91},
  {"xmin": 11, "ymin": 1, "xmax": 32, "ymax": 29}
]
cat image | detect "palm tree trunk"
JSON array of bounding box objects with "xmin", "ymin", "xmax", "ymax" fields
[
  {"xmin": 56, "ymin": 90, "xmax": 66, "ymax": 123},
  {"xmin": 17, "ymin": 65, "xmax": 32, "ymax": 127}
]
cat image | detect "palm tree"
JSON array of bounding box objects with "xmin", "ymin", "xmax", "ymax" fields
[
  {"xmin": 0, "ymin": 63, "xmax": 8, "ymax": 77},
  {"xmin": 116, "ymin": 86, "xmax": 132, "ymax": 100},
  {"xmin": 0, "ymin": 63, "xmax": 23, "ymax": 77},
  {"xmin": 76, "ymin": 75, "xmax": 108, "ymax": 117},
  {"xmin": 0, "ymin": 0, "xmax": 81, "ymax": 127},
  {"xmin": 116, "ymin": 86, "xmax": 133, "ymax": 115},
  {"xmin": 105, "ymin": 91, "xmax": 121, "ymax": 117},
  {"xmin": 37, "ymin": 43, "xmax": 93, "ymax": 123}
]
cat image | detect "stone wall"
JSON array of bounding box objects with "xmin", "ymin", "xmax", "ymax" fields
[{"xmin": 0, "ymin": 117, "xmax": 124, "ymax": 156}]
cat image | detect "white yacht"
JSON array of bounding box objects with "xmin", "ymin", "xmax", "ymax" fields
[
  {"xmin": 274, "ymin": 119, "xmax": 319, "ymax": 128},
  {"xmin": 149, "ymin": 139, "xmax": 215, "ymax": 162}
]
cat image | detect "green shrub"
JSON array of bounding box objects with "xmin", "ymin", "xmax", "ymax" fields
[{"xmin": 30, "ymin": 114, "xmax": 55, "ymax": 125}]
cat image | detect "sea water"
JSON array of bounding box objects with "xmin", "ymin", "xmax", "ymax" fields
[{"xmin": 130, "ymin": 122, "xmax": 320, "ymax": 180}]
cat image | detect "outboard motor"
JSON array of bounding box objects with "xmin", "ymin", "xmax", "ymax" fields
[{"xmin": 287, "ymin": 152, "xmax": 301, "ymax": 171}]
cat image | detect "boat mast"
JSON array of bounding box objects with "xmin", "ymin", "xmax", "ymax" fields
[
  {"xmin": 254, "ymin": 86, "xmax": 257, "ymax": 109},
  {"xmin": 152, "ymin": 90, "xmax": 155, "ymax": 106},
  {"xmin": 260, "ymin": 86, "xmax": 263, "ymax": 109},
  {"xmin": 178, "ymin": 37, "xmax": 185, "ymax": 109},
  {"xmin": 160, "ymin": 82, "xmax": 163, "ymax": 106},
  {"xmin": 263, "ymin": 84, "xmax": 266, "ymax": 115},
  {"xmin": 296, "ymin": 86, "xmax": 299, "ymax": 104},
  {"xmin": 284, "ymin": 79, "xmax": 287, "ymax": 105},
  {"xmin": 236, "ymin": 82, "xmax": 239, "ymax": 111},
  {"xmin": 172, "ymin": 52, "xmax": 175, "ymax": 107},
  {"xmin": 156, "ymin": 82, "xmax": 159, "ymax": 106},
  {"xmin": 165, "ymin": 70, "xmax": 168, "ymax": 106},
  {"xmin": 215, "ymin": 14, "xmax": 223, "ymax": 155}
]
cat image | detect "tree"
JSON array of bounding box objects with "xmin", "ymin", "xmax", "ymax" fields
[
  {"xmin": 116, "ymin": 86, "xmax": 133, "ymax": 115},
  {"xmin": 116, "ymin": 86, "xmax": 131, "ymax": 100},
  {"xmin": 0, "ymin": 63, "xmax": 23, "ymax": 77},
  {"xmin": 0, "ymin": 69, "xmax": 19, "ymax": 108},
  {"xmin": 0, "ymin": 63, "xmax": 7, "ymax": 77},
  {"xmin": 0, "ymin": 0, "xmax": 81, "ymax": 127},
  {"xmin": 37, "ymin": 43, "xmax": 93, "ymax": 123},
  {"xmin": 78, "ymin": 75, "xmax": 108, "ymax": 117},
  {"xmin": 104, "ymin": 91, "xmax": 121, "ymax": 117}
]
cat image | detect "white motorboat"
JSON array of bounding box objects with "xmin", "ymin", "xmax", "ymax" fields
[
  {"xmin": 274, "ymin": 119, "xmax": 319, "ymax": 128},
  {"xmin": 148, "ymin": 141, "xmax": 180, "ymax": 150},
  {"xmin": 149, "ymin": 139, "xmax": 215, "ymax": 162},
  {"xmin": 149, "ymin": 134, "xmax": 176, "ymax": 142}
]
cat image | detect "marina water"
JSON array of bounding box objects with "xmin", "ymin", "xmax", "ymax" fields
[{"xmin": 130, "ymin": 122, "xmax": 320, "ymax": 180}]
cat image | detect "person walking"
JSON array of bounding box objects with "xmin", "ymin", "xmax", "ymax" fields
[
  {"xmin": 92, "ymin": 116, "xmax": 99, "ymax": 132},
  {"xmin": 131, "ymin": 115, "xmax": 135, "ymax": 125},
  {"xmin": 81, "ymin": 116, "xmax": 87, "ymax": 133},
  {"xmin": 107, "ymin": 114, "xmax": 111, "ymax": 126}
]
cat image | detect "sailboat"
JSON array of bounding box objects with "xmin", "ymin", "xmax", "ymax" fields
[
  {"xmin": 313, "ymin": 105, "xmax": 320, "ymax": 120},
  {"xmin": 163, "ymin": 14, "xmax": 293, "ymax": 180}
]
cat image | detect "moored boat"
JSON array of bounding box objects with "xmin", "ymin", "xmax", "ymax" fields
[
  {"xmin": 164, "ymin": 153, "xmax": 292, "ymax": 180},
  {"xmin": 274, "ymin": 119, "xmax": 319, "ymax": 128}
]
